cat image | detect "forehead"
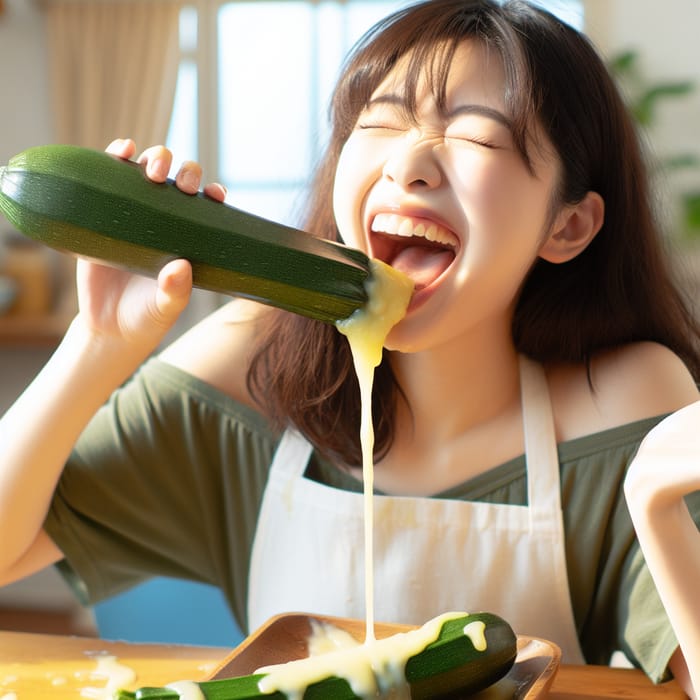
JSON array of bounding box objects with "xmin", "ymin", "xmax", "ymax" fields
[{"xmin": 369, "ymin": 40, "xmax": 507, "ymax": 113}]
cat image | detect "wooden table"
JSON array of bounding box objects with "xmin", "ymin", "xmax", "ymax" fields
[{"xmin": 0, "ymin": 630, "xmax": 686, "ymax": 699}]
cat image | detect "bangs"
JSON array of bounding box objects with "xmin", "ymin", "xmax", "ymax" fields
[{"xmin": 329, "ymin": 0, "xmax": 535, "ymax": 165}]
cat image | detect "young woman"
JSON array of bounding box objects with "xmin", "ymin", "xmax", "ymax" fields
[{"xmin": 1, "ymin": 0, "xmax": 698, "ymax": 693}]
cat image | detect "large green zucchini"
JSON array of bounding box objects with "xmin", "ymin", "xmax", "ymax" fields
[
  {"xmin": 114, "ymin": 612, "xmax": 517, "ymax": 699},
  {"xmin": 0, "ymin": 145, "xmax": 370, "ymax": 323}
]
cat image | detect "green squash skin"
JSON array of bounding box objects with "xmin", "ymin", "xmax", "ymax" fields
[{"xmin": 0, "ymin": 145, "xmax": 369, "ymax": 323}]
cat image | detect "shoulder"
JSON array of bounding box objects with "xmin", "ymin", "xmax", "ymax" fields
[
  {"xmin": 546, "ymin": 342, "xmax": 700, "ymax": 442},
  {"xmin": 158, "ymin": 298, "xmax": 273, "ymax": 412}
]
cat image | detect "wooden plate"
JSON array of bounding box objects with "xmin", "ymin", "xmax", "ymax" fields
[{"xmin": 208, "ymin": 613, "xmax": 561, "ymax": 698}]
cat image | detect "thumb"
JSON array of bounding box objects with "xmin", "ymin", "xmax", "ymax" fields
[{"xmin": 155, "ymin": 259, "xmax": 193, "ymax": 322}]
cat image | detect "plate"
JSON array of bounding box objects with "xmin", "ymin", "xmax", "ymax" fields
[{"xmin": 207, "ymin": 613, "xmax": 561, "ymax": 698}]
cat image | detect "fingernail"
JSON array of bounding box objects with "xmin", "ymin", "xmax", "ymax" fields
[
  {"xmin": 148, "ymin": 158, "xmax": 165, "ymax": 178},
  {"xmin": 182, "ymin": 170, "xmax": 199, "ymax": 192}
]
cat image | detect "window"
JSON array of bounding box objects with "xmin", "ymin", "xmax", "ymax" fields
[{"xmin": 168, "ymin": 1, "xmax": 583, "ymax": 226}]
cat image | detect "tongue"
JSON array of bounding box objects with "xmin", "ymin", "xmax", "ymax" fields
[{"xmin": 390, "ymin": 246, "xmax": 454, "ymax": 290}]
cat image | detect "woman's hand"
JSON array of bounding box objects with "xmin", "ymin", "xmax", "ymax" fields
[
  {"xmin": 624, "ymin": 401, "xmax": 700, "ymax": 698},
  {"xmin": 75, "ymin": 138, "xmax": 226, "ymax": 353},
  {"xmin": 0, "ymin": 138, "xmax": 229, "ymax": 585}
]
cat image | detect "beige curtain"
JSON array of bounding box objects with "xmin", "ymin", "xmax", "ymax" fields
[{"xmin": 44, "ymin": 0, "xmax": 182, "ymax": 149}]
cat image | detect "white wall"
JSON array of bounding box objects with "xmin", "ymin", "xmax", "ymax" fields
[
  {"xmin": 0, "ymin": 0, "xmax": 53, "ymax": 164},
  {"xmin": 0, "ymin": 1, "xmax": 56, "ymax": 405},
  {"xmin": 583, "ymin": 0, "xmax": 700, "ymax": 227},
  {"xmin": 0, "ymin": 0, "xmax": 55, "ymax": 409}
]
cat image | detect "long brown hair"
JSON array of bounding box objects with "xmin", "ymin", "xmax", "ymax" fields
[{"xmin": 247, "ymin": 0, "xmax": 700, "ymax": 466}]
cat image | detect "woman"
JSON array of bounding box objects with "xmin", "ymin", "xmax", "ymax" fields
[{"xmin": 0, "ymin": 0, "xmax": 698, "ymax": 693}]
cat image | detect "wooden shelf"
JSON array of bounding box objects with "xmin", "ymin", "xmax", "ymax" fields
[
  {"xmin": 0, "ymin": 309, "xmax": 75, "ymax": 347},
  {"xmin": 0, "ymin": 251, "xmax": 76, "ymax": 347}
]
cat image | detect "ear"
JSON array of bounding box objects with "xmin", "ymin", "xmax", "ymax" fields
[{"xmin": 539, "ymin": 191, "xmax": 605, "ymax": 264}]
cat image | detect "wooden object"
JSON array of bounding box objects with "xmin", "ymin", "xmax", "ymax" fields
[
  {"xmin": 0, "ymin": 622, "xmax": 686, "ymax": 699},
  {"xmin": 0, "ymin": 630, "xmax": 228, "ymax": 699}
]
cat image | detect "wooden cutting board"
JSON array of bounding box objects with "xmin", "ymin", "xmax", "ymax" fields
[
  {"xmin": 0, "ymin": 630, "xmax": 229, "ymax": 699},
  {"xmin": 0, "ymin": 628, "xmax": 687, "ymax": 700}
]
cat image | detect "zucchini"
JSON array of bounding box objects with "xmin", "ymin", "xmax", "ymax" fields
[
  {"xmin": 114, "ymin": 612, "xmax": 517, "ymax": 700},
  {"xmin": 0, "ymin": 144, "xmax": 370, "ymax": 323}
]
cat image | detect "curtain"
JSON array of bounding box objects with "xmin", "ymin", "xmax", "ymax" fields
[
  {"xmin": 44, "ymin": 0, "xmax": 182, "ymax": 149},
  {"xmin": 40, "ymin": 0, "xmax": 188, "ymax": 332}
]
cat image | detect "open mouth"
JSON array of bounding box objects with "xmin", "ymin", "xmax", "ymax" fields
[{"xmin": 370, "ymin": 213, "xmax": 458, "ymax": 291}]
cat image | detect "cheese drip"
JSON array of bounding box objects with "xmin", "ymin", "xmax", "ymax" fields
[
  {"xmin": 335, "ymin": 258, "xmax": 414, "ymax": 642},
  {"xmin": 258, "ymin": 611, "xmax": 464, "ymax": 700},
  {"xmin": 79, "ymin": 655, "xmax": 136, "ymax": 699}
]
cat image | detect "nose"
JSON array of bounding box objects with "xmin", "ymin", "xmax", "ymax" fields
[{"xmin": 382, "ymin": 131, "xmax": 442, "ymax": 190}]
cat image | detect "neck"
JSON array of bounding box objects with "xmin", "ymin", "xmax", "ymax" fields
[{"xmin": 390, "ymin": 328, "xmax": 521, "ymax": 446}]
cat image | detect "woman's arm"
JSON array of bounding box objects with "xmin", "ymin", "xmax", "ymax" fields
[
  {"xmin": 0, "ymin": 139, "xmax": 224, "ymax": 585},
  {"xmin": 624, "ymin": 399, "xmax": 700, "ymax": 698}
]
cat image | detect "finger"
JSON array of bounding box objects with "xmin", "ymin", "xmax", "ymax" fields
[
  {"xmin": 175, "ymin": 160, "xmax": 203, "ymax": 195},
  {"xmin": 137, "ymin": 145, "xmax": 173, "ymax": 183},
  {"xmin": 105, "ymin": 138, "xmax": 136, "ymax": 159},
  {"xmin": 203, "ymin": 182, "xmax": 227, "ymax": 202},
  {"xmin": 155, "ymin": 259, "xmax": 192, "ymax": 321}
]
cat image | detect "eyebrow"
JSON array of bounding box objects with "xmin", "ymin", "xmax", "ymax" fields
[
  {"xmin": 447, "ymin": 104, "xmax": 513, "ymax": 130},
  {"xmin": 365, "ymin": 94, "xmax": 405, "ymax": 108},
  {"xmin": 365, "ymin": 95, "xmax": 512, "ymax": 130}
]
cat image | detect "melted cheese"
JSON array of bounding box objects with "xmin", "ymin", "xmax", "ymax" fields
[
  {"xmin": 165, "ymin": 680, "xmax": 206, "ymax": 700},
  {"xmin": 464, "ymin": 620, "xmax": 487, "ymax": 652},
  {"xmin": 307, "ymin": 619, "xmax": 359, "ymax": 656},
  {"xmin": 79, "ymin": 654, "xmax": 136, "ymax": 699},
  {"xmin": 335, "ymin": 259, "xmax": 414, "ymax": 642},
  {"xmin": 254, "ymin": 260, "xmax": 420, "ymax": 698},
  {"xmin": 258, "ymin": 611, "xmax": 464, "ymax": 699}
]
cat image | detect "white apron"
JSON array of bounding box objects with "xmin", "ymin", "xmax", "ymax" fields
[{"xmin": 247, "ymin": 355, "xmax": 585, "ymax": 663}]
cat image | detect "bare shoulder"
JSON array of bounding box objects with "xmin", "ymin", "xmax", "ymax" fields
[
  {"xmin": 546, "ymin": 342, "xmax": 700, "ymax": 442},
  {"xmin": 158, "ymin": 298, "xmax": 272, "ymax": 410}
]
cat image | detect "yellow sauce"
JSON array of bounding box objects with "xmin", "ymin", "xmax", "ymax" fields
[
  {"xmin": 307, "ymin": 619, "xmax": 359, "ymax": 656},
  {"xmin": 255, "ymin": 260, "xmax": 427, "ymax": 698},
  {"xmin": 464, "ymin": 620, "xmax": 487, "ymax": 652},
  {"xmin": 165, "ymin": 680, "xmax": 206, "ymax": 700},
  {"xmin": 335, "ymin": 258, "xmax": 414, "ymax": 642},
  {"xmin": 78, "ymin": 654, "xmax": 136, "ymax": 699},
  {"xmin": 258, "ymin": 611, "xmax": 464, "ymax": 699}
]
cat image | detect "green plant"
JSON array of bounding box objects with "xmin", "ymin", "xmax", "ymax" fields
[{"xmin": 610, "ymin": 49, "xmax": 700, "ymax": 238}]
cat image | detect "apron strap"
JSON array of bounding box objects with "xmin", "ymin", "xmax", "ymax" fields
[
  {"xmin": 269, "ymin": 428, "xmax": 314, "ymax": 478},
  {"xmin": 271, "ymin": 356, "xmax": 562, "ymax": 518},
  {"xmin": 519, "ymin": 354, "xmax": 563, "ymax": 520}
]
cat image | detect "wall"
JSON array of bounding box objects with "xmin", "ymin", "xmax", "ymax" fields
[
  {"xmin": 0, "ymin": 0, "xmax": 55, "ymax": 410},
  {"xmin": 0, "ymin": 0, "xmax": 53, "ymax": 163},
  {"xmin": 583, "ymin": 0, "xmax": 700, "ymax": 233},
  {"xmin": 0, "ymin": 0, "xmax": 58, "ymax": 464}
]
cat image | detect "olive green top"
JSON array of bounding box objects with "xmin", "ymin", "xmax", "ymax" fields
[{"xmin": 45, "ymin": 359, "xmax": 700, "ymax": 683}]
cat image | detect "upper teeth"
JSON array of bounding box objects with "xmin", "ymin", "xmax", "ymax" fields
[{"xmin": 371, "ymin": 213, "xmax": 458, "ymax": 247}]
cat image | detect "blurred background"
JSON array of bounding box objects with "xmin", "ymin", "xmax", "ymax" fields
[{"xmin": 0, "ymin": 0, "xmax": 698, "ymax": 646}]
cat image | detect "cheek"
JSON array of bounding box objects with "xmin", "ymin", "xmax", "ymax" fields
[
  {"xmin": 332, "ymin": 136, "xmax": 385, "ymax": 249},
  {"xmin": 446, "ymin": 150, "xmax": 553, "ymax": 240}
]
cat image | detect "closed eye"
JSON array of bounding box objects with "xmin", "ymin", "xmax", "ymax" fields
[
  {"xmin": 356, "ymin": 95, "xmax": 409, "ymax": 132},
  {"xmin": 447, "ymin": 135, "xmax": 499, "ymax": 149},
  {"xmin": 357, "ymin": 122, "xmax": 405, "ymax": 131}
]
